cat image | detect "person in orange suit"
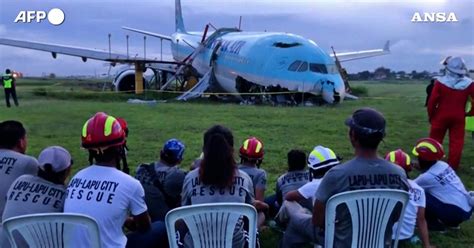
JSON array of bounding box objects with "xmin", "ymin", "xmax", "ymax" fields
[{"xmin": 427, "ymin": 56, "xmax": 474, "ymax": 170}]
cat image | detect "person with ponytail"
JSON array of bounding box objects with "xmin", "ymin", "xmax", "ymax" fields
[
  {"xmin": 2, "ymin": 146, "xmax": 72, "ymax": 223},
  {"xmin": 181, "ymin": 125, "xmax": 255, "ymax": 248}
]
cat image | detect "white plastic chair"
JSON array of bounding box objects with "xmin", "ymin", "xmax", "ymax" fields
[
  {"xmin": 2, "ymin": 213, "xmax": 101, "ymax": 248},
  {"xmin": 165, "ymin": 203, "xmax": 258, "ymax": 248},
  {"xmin": 324, "ymin": 189, "xmax": 409, "ymax": 248}
]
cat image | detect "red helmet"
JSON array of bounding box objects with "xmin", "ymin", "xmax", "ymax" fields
[
  {"xmin": 116, "ymin": 117, "xmax": 129, "ymax": 137},
  {"xmin": 239, "ymin": 137, "xmax": 264, "ymax": 160},
  {"xmin": 81, "ymin": 112, "xmax": 125, "ymax": 150},
  {"xmin": 412, "ymin": 138, "xmax": 445, "ymax": 161},
  {"xmin": 385, "ymin": 149, "xmax": 412, "ymax": 172}
]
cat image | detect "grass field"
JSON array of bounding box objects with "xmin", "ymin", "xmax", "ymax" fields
[{"xmin": 1, "ymin": 78, "xmax": 473, "ymax": 247}]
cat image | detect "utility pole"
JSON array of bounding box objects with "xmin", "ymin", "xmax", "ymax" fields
[
  {"xmin": 126, "ymin": 35, "xmax": 129, "ymax": 59},
  {"xmin": 108, "ymin": 33, "xmax": 111, "ymax": 59}
]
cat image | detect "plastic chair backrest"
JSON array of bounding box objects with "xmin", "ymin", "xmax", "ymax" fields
[
  {"xmin": 165, "ymin": 203, "xmax": 258, "ymax": 248},
  {"xmin": 2, "ymin": 213, "xmax": 101, "ymax": 248},
  {"xmin": 325, "ymin": 189, "xmax": 409, "ymax": 248}
]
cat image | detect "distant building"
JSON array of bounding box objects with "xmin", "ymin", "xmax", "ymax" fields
[{"xmin": 469, "ymin": 69, "xmax": 474, "ymax": 78}]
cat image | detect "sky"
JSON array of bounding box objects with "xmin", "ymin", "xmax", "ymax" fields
[{"xmin": 0, "ymin": 0, "xmax": 472, "ymax": 76}]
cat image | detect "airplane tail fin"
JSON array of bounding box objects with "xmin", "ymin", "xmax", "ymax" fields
[{"xmin": 176, "ymin": 0, "xmax": 187, "ymax": 33}]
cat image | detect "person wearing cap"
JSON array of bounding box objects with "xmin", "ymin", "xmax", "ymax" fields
[
  {"xmin": 64, "ymin": 112, "xmax": 166, "ymax": 248},
  {"xmin": 284, "ymin": 146, "xmax": 341, "ymax": 209},
  {"xmin": 135, "ymin": 138, "xmax": 187, "ymax": 221},
  {"xmin": 412, "ymin": 138, "xmax": 473, "ymax": 231},
  {"xmin": 2, "ymin": 146, "xmax": 72, "ymax": 221},
  {"xmin": 264, "ymin": 149, "xmax": 309, "ymax": 218},
  {"xmin": 0, "ymin": 121, "xmax": 38, "ymax": 223},
  {"xmin": 2, "ymin": 69, "xmax": 19, "ymax": 108},
  {"xmin": 281, "ymin": 108, "xmax": 409, "ymax": 247},
  {"xmin": 427, "ymin": 56, "xmax": 474, "ymax": 170},
  {"xmin": 385, "ymin": 149, "xmax": 433, "ymax": 248}
]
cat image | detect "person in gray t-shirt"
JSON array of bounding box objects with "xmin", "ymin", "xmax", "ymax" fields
[
  {"xmin": 181, "ymin": 125, "xmax": 257, "ymax": 248},
  {"xmin": 136, "ymin": 139, "xmax": 186, "ymax": 221},
  {"xmin": 282, "ymin": 108, "xmax": 409, "ymax": 248},
  {"xmin": 265, "ymin": 149, "xmax": 309, "ymax": 217},
  {"xmin": 0, "ymin": 121, "xmax": 38, "ymax": 223},
  {"xmin": 1, "ymin": 146, "xmax": 72, "ymax": 248}
]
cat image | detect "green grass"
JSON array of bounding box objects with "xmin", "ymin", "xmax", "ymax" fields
[{"xmin": 1, "ymin": 79, "xmax": 473, "ymax": 247}]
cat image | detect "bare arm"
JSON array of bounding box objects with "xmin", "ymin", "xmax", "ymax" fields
[
  {"xmin": 255, "ymin": 188, "xmax": 265, "ymax": 202},
  {"xmin": 284, "ymin": 190, "xmax": 304, "ymax": 202},
  {"xmin": 312, "ymin": 200, "xmax": 326, "ymax": 228},
  {"xmin": 416, "ymin": 207, "xmax": 433, "ymax": 248},
  {"xmin": 131, "ymin": 211, "xmax": 152, "ymax": 233}
]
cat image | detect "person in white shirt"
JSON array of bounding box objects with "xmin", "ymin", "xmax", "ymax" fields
[
  {"xmin": 413, "ymin": 138, "xmax": 473, "ymax": 231},
  {"xmin": 385, "ymin": 149, "xmax": 433, "ymax": 248},
  {"xmin": 284, "ymin": 146, "xmax": 341, "ymax": 209},
  {"xmin": 64, "ymin": 112, "xmax": 166, "ymax": 248}
]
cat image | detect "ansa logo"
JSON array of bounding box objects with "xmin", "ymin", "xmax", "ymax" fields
[{"xmin": 411, "ymin": 12, "xmax": 458, "ymax": 23}]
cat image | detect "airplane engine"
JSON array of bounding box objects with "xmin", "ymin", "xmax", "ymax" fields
[{"xmin": 112, "ymin": 69, "xmax": 146, "ymax": 92}]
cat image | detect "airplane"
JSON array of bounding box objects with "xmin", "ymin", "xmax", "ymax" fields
[{"xmin": 0, "ymin": 0, "xmax": 390, "ymax": 104}]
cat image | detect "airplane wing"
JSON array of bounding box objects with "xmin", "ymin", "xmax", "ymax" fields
[
  {"xmin": 122, "ymin": 27, "xmax": 172, "ymax": 41},
  {"xmin": 331, "ymin": 41, "xmax": 390, "ymax": 62},
  {"xmin": 0, "ymin": 38, "xmax": 178, "ymax": 64}
]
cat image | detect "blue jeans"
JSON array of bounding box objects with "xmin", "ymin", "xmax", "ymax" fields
[
  {"xmin": 126, "ymin": 221, "xmax": 168, "ymax": 248},
  {"xmin": 425, "ymin": 192, "xmax": 472, "ymax": 229}
]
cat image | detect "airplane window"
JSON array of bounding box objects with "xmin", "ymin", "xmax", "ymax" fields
[
  {"xmin": 298, "ymin": 62, "xmax": 308, "ymax": 72},
  {"xmin": 288, "ymin": 60, "xmax": 302, "ymax": 71},
  {"xmin": 326, "ymin": 64, "xmax": 339, "ymax": 74},
  {"xmin": 310, "ymin": 63, "xmax": 328, "ymax": 74}
]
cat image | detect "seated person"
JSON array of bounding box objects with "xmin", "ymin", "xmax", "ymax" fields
[
  {"xmin": 281, "ymin": 108, "xmax": 409, "ymax": 247},
  {"xmin": 1, "ymin": 146, "xmax": 71, "ymax": 248},
  {"xmin": 64, "ymin": 112, "xmax": 166, "ymax": 248},
  {"xmin": 181, "ymin": 125, "xmax": 256, "ymax": 248},
  {"xmin": 265, "ymin": 149, "xmax": 309, "ymax": 217},
  {"xmin": 136, "ymin": 138, "xmax": 186, "ymax": 221},
  {"xmin": 284, "ymin": 146, "xmax": 341, "ymax": 210},
  {"xmin": 385, "ymin": 149, "xmax": 433, "ymax": 248},
  {"xmin": 413, "ymin": 138, "xmax": 473, "ymax": 231}
]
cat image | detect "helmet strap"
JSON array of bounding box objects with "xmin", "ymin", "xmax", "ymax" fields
[{"xmin": 120, "ymin": 145, "xmax": 130, "ymax": 175}]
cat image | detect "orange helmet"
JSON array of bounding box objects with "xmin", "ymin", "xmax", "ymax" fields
[
  {"xmin": 239, "ymin": 137, "xmax": 264, "ymax": 160},
  {"xmin": 385, "ymin": 149, "xmax": 412, "ymax": 172},
  {"xmin": 412, "ymin": 138, "xmax": 445, "ymax": 161},
  {"xmin": 81, "ymin": 112, "xmax": 125, "ymax": 150}
]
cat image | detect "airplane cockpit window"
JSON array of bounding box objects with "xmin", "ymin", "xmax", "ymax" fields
[
  {"xmin": 288, "ymin": 60, "xmax": 302, "ymax": 71},
  {"xmin": 297, "ymin": 62, "xmax": 308, "ymax": 72},
  {"xmin": 310, "ymin": 63, "xmax": 328, "ymax": 74},
  {"xmin": 326, "ymin": 64, "xmax": 339, "ymax": 74},
  {"xmin": 273, "ymin": 42, "xmax": 302, "ymax": 48}
]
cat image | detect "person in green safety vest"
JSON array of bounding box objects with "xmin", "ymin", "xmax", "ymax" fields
[{"xmin": 2, "ymin": 69, "xmax": 19, "ymax": 107}]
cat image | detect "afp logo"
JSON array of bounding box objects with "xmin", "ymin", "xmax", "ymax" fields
[
  {"xmin": 411, "ymin": 12, "xmax": 458, "ymax": 23},
  {"xmin": 14, "ymin": 8, "xmax": 65, "ymax": 26}
]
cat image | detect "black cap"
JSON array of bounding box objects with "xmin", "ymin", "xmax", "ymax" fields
[{"xmin": 345, "ymin": 108, "xmax": 386, "ymax": 135}]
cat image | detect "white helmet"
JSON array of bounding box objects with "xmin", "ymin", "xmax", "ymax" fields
[
  {"xmin": 307, "ymin": 146, "xmax": 340, "ymax": 171},
  {"xmin": 441, "ymin": 56, "xmax": 468, "ymax": 75}
]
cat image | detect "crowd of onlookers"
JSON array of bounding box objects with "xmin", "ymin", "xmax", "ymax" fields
[{"xmin": 0, "ymin": 107, "xmax": 473, "ymax": 248}]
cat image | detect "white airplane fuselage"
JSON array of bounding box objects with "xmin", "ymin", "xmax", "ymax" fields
[{"xmin": 169, "ymin": 30, "xmax": 345, "ymax": 103}]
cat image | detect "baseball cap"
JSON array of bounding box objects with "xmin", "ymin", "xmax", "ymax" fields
[
  {"xmin": 345, "ymin": 108, "xmax": 386, "ymax": 135},
  {"xmin": 38, "ymin": 146, "xmax": 72, "ymax": 172}
]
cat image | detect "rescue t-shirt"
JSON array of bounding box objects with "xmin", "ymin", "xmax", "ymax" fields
[
  {"xmin": 238, "ymin": 165, "xmax": 267, "ymax": 192},
  {"xmin": 315, "ymin": 157, "xmax": 409, "ymax": 248},
  {"xmin": 181, "ymin": 168, "xmax": 254, "ymax": 248},
  {"xmin": 415, "ymin": 161, "xmax": 471, "ymax": 212},
  {"xmin": 64, "ymin": 165, "xmax": 147, "ymax": 248},
  {"xmin": 0, "ymin": 149, "xmax": 39, "ymax": 223},
  {"xmin": 135, "ymin": 161, "xmax": 186, "ymax": 221},
  {"xmin": 298, "ymin": 178, "xmax": 323, "ymax": 204},
  {"xmin": 392, "ymin": 179, "xmax": 425, "ymax": 240},
  {"xmin": 2, "ymin": 175, "xmax": 66, "ymax": 220},
  {"xmin": 276, "ymin": 170, "xmax": 310, "ymax": 200}
]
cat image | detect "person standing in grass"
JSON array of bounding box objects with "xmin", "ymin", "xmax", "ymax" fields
[{"xmin": 2, "ymin": 69, "xmax": 19, "ymax": 108}]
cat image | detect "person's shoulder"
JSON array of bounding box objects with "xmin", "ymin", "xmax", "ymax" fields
[
  {"xmin": 408, "ymin": 179, "xmax": 424, "ymax": 192},
  {"xmin": 237, "ymin": 169, "xmax": 252, "ymax": 181},
  {"xmin": 277, "ymin": 172, "xmax": 288, "ymax": 182}
]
